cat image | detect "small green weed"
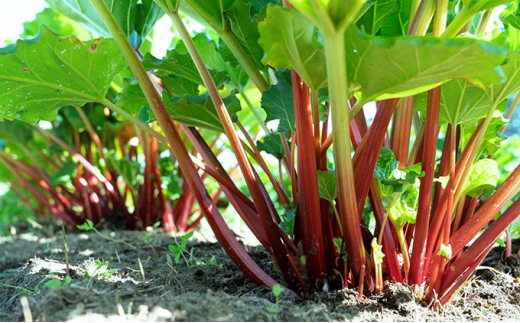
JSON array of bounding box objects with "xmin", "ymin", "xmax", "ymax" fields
[
  {"xmin": 266, "ymin": 284, "xmax": 284, "ymax": 321},
  {"xmin": 85, "ymin": 260, "xmax": 117, "ymax": 279},
  {"xmin": 168, "ymin": 231, "xmax": 194, "ymax": 265},
  {"xmin": 44, "ymin": 276, "xmax": 71, "ymax": 289}
]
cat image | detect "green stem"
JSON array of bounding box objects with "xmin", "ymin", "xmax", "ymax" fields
[
  {"xmin": 331, "ymin": 202, "xmax": 343, "ymax": 236},
  {"xmin": 395, "ymin": 227, "xmax": 410, "ymax": 279},
  {"xmin": 101, "ymin": 99, "xmax": 167, "ymax": 145},
  {"xmin": 323, "ymin": 31, "xmax": 366, "ymax": 279},
  {"xmin": 238, "ymin": 89, "xmax": 270, "ymax": 134},
  {"xmin": 442, "ymin": 6, "xmax": 475, "ymax": 38},
  {"xmin": 407, "ymin": 0, "xmax": 435, "ymax": 36},
  {"xmin": 219, "ymin": 31, "xmax": 270, "ymax": 92}
]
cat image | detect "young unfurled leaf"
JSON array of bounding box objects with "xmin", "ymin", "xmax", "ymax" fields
[
  {"xmin": 437, "ymin": 243, "xmax": 452, "ymax": 260},
  {"xmin": 317, "ymin": 170, "xmax": 337, "ymax": 202},
  {"xmin": 388, "ymin": 196, "xmax": 417, "ymax": 228},
  {"xmin": 461, "ymin": 159, "xmax": 500, "ymax": 198},
  {"xmin": 434, "ymin": 175, "xmax": 450, "ymax": 190},
  {"xmin": 0, "ymin": 28, "xmax": 126, "ymax": 123},
  {"xmin": 371, "ymin": 238, "xmax": 385, "ymax": 264},
  {"xmin": 261, "ymin": 71, "xmax": 295, "ymax": 133}
]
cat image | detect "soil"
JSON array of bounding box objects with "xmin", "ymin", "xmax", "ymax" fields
[{"xmin": 1, "ymin": 225, "xmax": 520, "ymax": 322}]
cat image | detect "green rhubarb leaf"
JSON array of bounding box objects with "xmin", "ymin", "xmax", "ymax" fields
[
  {"xmin": 179, "ymin": 0, "xmax": 233, "ymax": 31},
  {"xmin": 415, "ymin": 79, "xmax": 494, "ymax": 126},
  {"xmin": 258, "ymin": 6, "xmax": 327, "ymax": 91},
  {"xmin": 21, "ymin": 7, "xmax": 91, "ymax": 40},
  {"xmin": 0, "ymin": 120, "xmax": 34, "ymax": 146},
  {"xmin": 416, "ymin": 52, "xmax": 520, "ymax": 126},
  {"xmin": 46, "ymin": 0, "xmax": 138, "ymax": 37},
  {"xmin": 0, "ymin": 28, "xmax": 126, "ymax": 123},
  {"xmin": 279, "ymin": 203, "xmax": 296, "ymax": 235},
  {"xmin": 317, "ymin": 170, "xmax": 337, "ymax": 202},
  {"xmin": 346, "ymin": 28, "xmax": 508, "ymax": 103},
  {"xmin": 261, "ymin": 71, "xmax": 296, "ymax": 133},
  {"xmin": 257, "ymin": 133, "xmax": 285, "ymax": 160},
  {"xmin": 162, "ymin": 92, "xmax": 242, "ymax": 132},
  {"xmin": 379, "ymin": 0, "xmax": 409, "ymax": 36},
  {"xmin": 136, "ymin": 0, "xmax": 166, "ymax": 39},
  {"xmin": 50, "ymin": 160, "xmax": 77, "ymax": 186},
  {"xmin": 108, "ymin": 155, "xmax": 141, "ymax": 190},
  {"xmin": 461, "ymin": 159, "xmax": 500, "ymax": 197},
  {"xmin": 461, "ymin": 113, "xmax": 508, "ymax": 157},
  {"xmin": 225, "ymin": 0, "xmax": 265, "ymax": 69},
  {"xmin": 358, "ymin": 0, "xmax": 400, "ymax": 35},
  {"xmin": 116, "ymin": 79, "xmax": 149, "ymax": 116}
]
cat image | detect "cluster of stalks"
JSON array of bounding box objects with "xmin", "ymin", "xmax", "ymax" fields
[{"xmin": 1, "ymin": 0, "xmax": 518, "ymax": 310}]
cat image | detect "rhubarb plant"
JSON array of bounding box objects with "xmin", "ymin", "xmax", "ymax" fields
[{"xmin": 1, "ymin": 0, "xmax": 520, "ymax": 308}]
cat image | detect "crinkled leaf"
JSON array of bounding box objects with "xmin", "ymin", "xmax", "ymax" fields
[
  {"xmin": 257, "ymin": 133, "xmax": 285, "ymax": 160},
  {"xmin": 346, "ymin": 28, "xmax": 507, "ymax": 103},
  {"xmin": 461, "ymin": 159, "xmax": 500, "ymax": 197},
  {"xmin": 374, "ymin": 147, "xmax": 399, "ymax": 181},
  {"xmin": 261, "ymin": 71, "xmax": 295, "ymax": 133},
  {"xmin": 461, "ymin": 113, "xmax": 509, "ymax": 156},
  {"xmin": 0, "ymin": 28, "xmax": 126, "ymax": 122},
  {"xmin": 317, "ymin": 170, "xmax": 337, "ymax": 202},
  {"xmin": 162, "ymin": 92, "xmax": 242, "ymax": 132},
  {"xmin": 258, "ymin": 6, "xmax": 327, "ymax": 91}
]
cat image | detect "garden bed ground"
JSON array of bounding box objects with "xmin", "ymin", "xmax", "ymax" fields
[{"xmin": 1, "ymin": 225, "xmax": 520, "ymax": 322}]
